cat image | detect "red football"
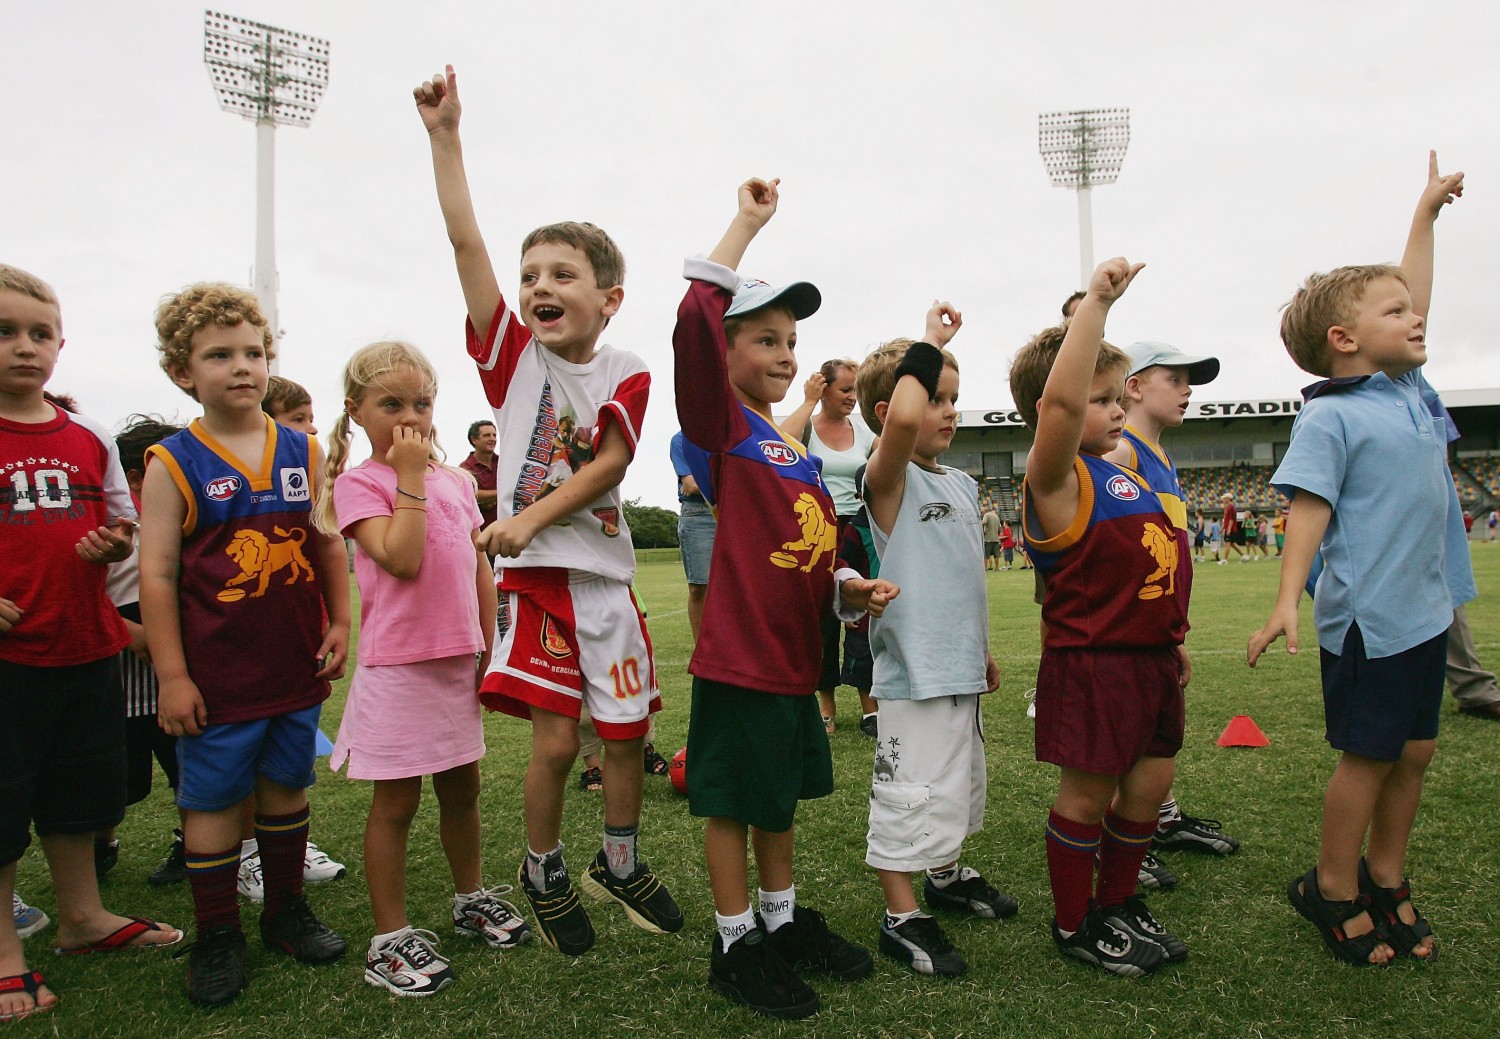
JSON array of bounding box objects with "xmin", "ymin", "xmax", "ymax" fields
[{"xmin": 669, "ymin": 746, "xmax": 688, "ymax": 795}]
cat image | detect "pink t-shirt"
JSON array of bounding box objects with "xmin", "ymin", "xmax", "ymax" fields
[{"xmin": 335, "ymin": 460, "xmax": 485, "ymax": 666}]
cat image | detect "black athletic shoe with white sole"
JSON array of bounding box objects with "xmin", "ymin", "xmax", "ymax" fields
[
  {"xmin": 763, "ymin": 906, "xmax": 873, "ymax": 980},
  {"xmin": 1153, "ymin": 814, "xmax": 1241, "ymax": 856},
  {"xmin": 923, "ymin": 866, "xmax": 1019, "ymax": 919},
  {"xmin": 1052, "ymin": 909, "xmax": 1166, "ymax": 977},
  {"xmin": 879, "ymin": 914, "xmax": 967, "ymax": 977},
  {"xmin": 709, "ymin": 927, "xmax": 819, "ymax": 1020},
  {"xmin": 1100, "ymin": 895, "xmax": 1188, "ymax": 962}
]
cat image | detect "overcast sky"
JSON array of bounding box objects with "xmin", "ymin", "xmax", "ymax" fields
[{"xmin": 7, "ymin": 1, "xmax": 1498, "ymax": 509}]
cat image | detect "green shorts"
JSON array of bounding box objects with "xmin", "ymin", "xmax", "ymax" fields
[{"xmin": 686, "ymin": 677, "xmax": 833, "ymax": 832}]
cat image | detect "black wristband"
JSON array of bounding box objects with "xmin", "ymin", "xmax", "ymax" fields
[{"xmin": 894, "ymin": 341, "xmax": 945, "ymax": 398}]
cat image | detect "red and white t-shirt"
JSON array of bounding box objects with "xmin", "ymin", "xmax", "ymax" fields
[
  {"xmin": 0, "ymin": 404, "xmax": 134, "ymax": 666},
  {"xmin": 466, "ymin": 299, "xmax": 648, "ymax": 584}
]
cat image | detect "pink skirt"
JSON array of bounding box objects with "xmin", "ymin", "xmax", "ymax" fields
[{"xmin": 331, "ymin": 654, "xmax": 485, "ymax": 780}]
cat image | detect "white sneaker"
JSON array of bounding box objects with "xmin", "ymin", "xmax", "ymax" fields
[
  {"xmin": 365, "ymin": 927, "xmax": 455, "ymax": 997},
  {"xmin": 303, "ymin": 842, "xmax": 346, "ymax": 884},
  {"xmin": 13, "ymin": 893, "xmax": 49, "ymax": 939},
  {"xmin": 238, "ymin": 851, "xmax": 264, "ymax": 902},
  {"xmin": 1023, "ymin": 687, "xmax": 1038, "ymax": 720},
  {"xmin": 453, "ymin": 886, "xmax": 532, "ymax": 949}
]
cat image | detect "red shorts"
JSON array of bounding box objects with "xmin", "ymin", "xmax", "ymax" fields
[
  {"xmin": 1033, "ymin": 646, "xmax": 1184, "ymax": 776},
  {"xmin": 480, "ymin": 567, "xmax": 659, "ymax": 740}
]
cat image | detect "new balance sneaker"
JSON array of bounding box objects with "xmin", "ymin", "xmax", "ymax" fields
[
  {"xmin": 1137, "ymin": 852, "xmax": 1178, "ymax": 891},
  {"xmin": 1153, "ymin": 814, "xmax": 1241, "ymax": 856},
  {"xmin": 709, "ymin": 927, "xmax": 819, "ymax": 1020},
  {"xmin": 453, "ymin": 886, "xmax": 532, "ymax": 949},
  {"xmin": 1051, "ymin": 910, "xmax": 1166, "ymax": 977},
  {"xmin": 183, "ymin": 925, "xmax": 249, "ymax": 1007},
  {"xmin": 1023, "ymin": 687, "xmax": 1037, "ymax": 720},
  {"xmin": 517, "ymin": 860, "xmax": 594, "ymax": 956},
  {"xmin": 879, "ymin": 913, "xmax": 967, "ymax": 977},
  {"xmin": 859, "ymin": 713, "xmax": 879, "ymax": 739},
  {"xmin": 94, "ymin": 837, "xmax": 119, "ymax": 879},
  {"xmin": 365, "ymin": 928, "xmax": 455, "ymax": 997},
  {"xmin": 259, "ymin": 894, "xmax": 348, "ymax": 964},
  {"xmin": 579, "ymin": 849, "xmax": 685, "ymax": 935},
  {"xmin": 1100, "ymin": 895, "xmax": 1188, "ymax": 963},
  {"xmin": 763, "ymin": 906, "xmax": 873, "ymax": 980},
  {"xmin": 237, "ymin": 852, "xmax": 264, "ymax": 902},
  {"xmin": 12, "ymin": 893, "xmax": 49, "ymax": 940},
  {"xmin": 923, "ymin": 866, "xmax": 1019, "ymax": 919},
  {"xmin": 149, "ymin": 830, "xmax": 188, "ymax": 887},
  {"xmin": 303, "ymin": 842, "xmax": 347, "ymax": 883}
]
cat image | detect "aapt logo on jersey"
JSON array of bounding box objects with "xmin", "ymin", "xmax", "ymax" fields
[
  {"xmin": 280, "ymin": 467, "xmax": 310, "ymax": 503},
  {"xmin": 759, "ymin": 441, "xmax": 799, "ymax": 467},
  {"xmin": 1105, "ymin": 474, "xmax": 1141, "ymax": 501},
  {"xmin": 204, "ymin": 475, "xmax": 242, "ymax": 501}
]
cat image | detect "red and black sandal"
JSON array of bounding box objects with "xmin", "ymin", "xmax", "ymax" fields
[
  {"xmin": 1359, "ymin": 858, "xmax": 1437, "ymax": 962},
  {"xmin": 0, "ymin": 971, "xmax": 56, "ymax": 1022},
  {"xmin": 1287, "ymin": 867, "xmax": 1393, "ymax": 966}
]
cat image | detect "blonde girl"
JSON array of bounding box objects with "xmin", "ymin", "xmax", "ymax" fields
[{"xmin": 317, "ymin": 341, "xmax": 528, "ymax": 995}]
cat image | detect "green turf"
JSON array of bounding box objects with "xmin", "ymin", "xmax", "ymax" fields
[{"xmin": 16, "ymin": 549, "xmax": 1500, "ymax": 1036}]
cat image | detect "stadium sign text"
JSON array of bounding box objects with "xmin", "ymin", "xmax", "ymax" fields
[{"xmin": 958, "ymin": 399, "xmax": 1302, "ymax": 428}]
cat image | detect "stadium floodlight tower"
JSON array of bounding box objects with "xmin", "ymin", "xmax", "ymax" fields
[
  {"xmin": 1038, "ymin": 108, "xmax": 1130, "ymax": 290},
  {"xmin": 203, "ymin": 10, "xmax": 330, "ymax": 372}
]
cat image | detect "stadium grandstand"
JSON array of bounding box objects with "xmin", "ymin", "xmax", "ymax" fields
[{"xmin": 944, "ymin": 386, "xmax": 1500, "ymax": 533}]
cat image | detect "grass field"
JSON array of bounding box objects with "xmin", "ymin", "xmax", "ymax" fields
[{"xmin": 15, "ymin": 549, "xmax": 1500, "ymax": 1037}]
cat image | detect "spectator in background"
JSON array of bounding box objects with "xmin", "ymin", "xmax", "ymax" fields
[
  {"xmin": 670, "ymin": 431, "xmax": 715, "ymax": 644},
  {"xmin": 982, "ymin": 507, "xmax": 1002, "ymax": 571},
  {"xmin": 459, "ymin": 420, "xmax": 498, "ymax": 531}
]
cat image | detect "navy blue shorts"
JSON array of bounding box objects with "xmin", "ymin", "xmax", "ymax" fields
[{"xmin": 1320, "ymin": 621, "xmax": 1445, "ymax": 761}]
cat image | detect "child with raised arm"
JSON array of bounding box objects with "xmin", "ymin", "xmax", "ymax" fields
[
  {"xmin": 0, "ymin": 266, "xmax": 182, "ymax": 1024},
  {"xmin": 1248, "ymin": 153, "xmax": 1469, "ymax": 965},
  {"xmin": 1011, "ymin": 258, "xmax": 1189, "ymax": 978},
  {"xmin": 319, "ymin": 341, "xmax": 528, "ymax": 996},
  {"xmin": 139, "ymin": 284, "xmax": 350, "ymax": 1007},
  {"xmin": 415, "ymin": 65, "xmax": 680, "ymax": 957},
  {"xmin": 675, "ymin": 177, "xmax": 896, "ymax": 1020},
  {"xmin": 1103, "ymin": 343, "xmax": 1243, "ymax": 860},
  {"xmin": 855, "ymin": 310, "xmax": 1014, "ymax": 979}
]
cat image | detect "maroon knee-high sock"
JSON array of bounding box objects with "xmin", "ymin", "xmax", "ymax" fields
[
  {"xmin": 186, "ymin": 845, "xmax": 242, "ymax": 935},
  {"xmin": 1046, "ymin": 809, "xmax": 1101, "ymax": 932},
  {"xmin": 256, "ymin": 806, "xmax": 309, "ymax": 916},
  {"xmin": 1096, "ymin": 809, "xmax": 1156, "ymax": 909}
]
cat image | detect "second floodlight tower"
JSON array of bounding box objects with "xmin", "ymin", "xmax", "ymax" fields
[
  {"xmin": 1038, "ymin": 108, "xmax": 1130, "ymax": 290},
  {"xmin": 203, "ymin": 10, "xmax": 330, "ymax": 370}
]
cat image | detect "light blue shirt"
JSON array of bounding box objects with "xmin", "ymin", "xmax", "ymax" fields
[{"xmin": 1272, "ymin": 369, "xmax": 1475, "ymax": 658}]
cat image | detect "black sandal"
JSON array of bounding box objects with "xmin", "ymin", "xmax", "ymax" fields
[
  {"xmin": 1287, "ymin": 867, "xmax": 1392, "ymax": 966},
  {"xmin": 643, "ymin": 743, "xmax": 669, "ymax": 776},
  {"xmin": 578, "ymin": 766, "xmax": 603, "ymax": 793},
  {"xmin": 1359, "ymin": 858, "xmax": 1436, "ymax": 962}
]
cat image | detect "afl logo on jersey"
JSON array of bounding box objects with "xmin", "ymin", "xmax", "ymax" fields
[
  {"xmin": 280, "ymin": 467, "xmax": 310, "ymax": 503},
  {"xmin": 759, "ymin": 441, "xmax": 799, "ymax": 467},
  {"xmin": 205, "ymin": 476, "xmax": 242, "ymax": 501},
  {"xmin": 1105, "ymin": 474, "xmax": 1141, "ymax": 501}
]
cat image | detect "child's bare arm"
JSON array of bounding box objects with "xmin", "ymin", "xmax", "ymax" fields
[
  {"xmin": 864, "ymin": 302, "xmax": 962, "ymax": 534},
  {"xmin": 707, "ymin": 177, "xmax": 780, "ymax": 270},
  {"xmin": 415, "ymin": 65, "xmax": 502, "ymax": 339},
  {"xmin": 138, "ymin": 461, "xmax": 205, "ymax": 737},
  {"xmin": 1400, "ymin": 150, "xmax": 1464, "ymax": 321},
  {"xmin": 1247, "ymin": 491, "xmax": 1331, "ymax": 666},
  {"xmin": 310, "ymin": 463, "xmax": 351, "ymax": 680},
  {"xmin": 344, "ymin": 430, "xmax": 432, "ymax": 581},
  {"xmin": 480, "ymin": 422, "xmax": 632, "ymax": 558},
  {"xmin": 474, "ymin": 540, "xmax": 497, "ymax": 687}
]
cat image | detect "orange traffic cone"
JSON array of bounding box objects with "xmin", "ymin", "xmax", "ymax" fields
[{"xmin": 1218, "ymin": 715, "xmax": 1269, "ymax": 748}]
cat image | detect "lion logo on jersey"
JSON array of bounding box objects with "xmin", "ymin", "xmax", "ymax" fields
[
  {"xmin": 216, "ymin": 526, "xmax": 315, "ymax": 602},
  {"xmin": 1137, "ymin": 522, "xmax": 1178, "ymax": 601},
  {"xmin": 769, "ymin": 492, "xmax": 836, "ymax": 572}
]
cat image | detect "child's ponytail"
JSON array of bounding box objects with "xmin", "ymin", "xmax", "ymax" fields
[{"xmin": 313, "ymin": 409, "xmax": 354, "ymax": 536}]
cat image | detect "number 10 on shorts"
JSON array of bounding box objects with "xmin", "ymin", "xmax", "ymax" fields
[{"xmin": 609, "ymin": 657, "xmax": 643, "ymax": 699}]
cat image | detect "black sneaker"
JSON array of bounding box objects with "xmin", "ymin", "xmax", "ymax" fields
[
  {"xmin": 94, "ymin": 838, "xmax": 119, "ymax": 880},
  {"xmin": 709, "ymin": 927, "xmax": 819, "ymax": 1020},
  {"xmin": 1153, "ymin": 814, "xmax": 1241, "ymax": 856},
  {"xmin": 1137, "ymin": 852, "xmax": 1178, "ymax": 891},
  {"xmin": 923, "ymin": 866, "xmax": 1019, "ymax": 919},
  {"xmin": 579, "ymin": 850, "xmax": 684, "ymax": 934},
  {"xmin": 517, "ymin": 860, "xmax": 594, "ymax": 956},
  {"xmin": 1100, "ymin": 895, "xmax": 1188, "ymax": 963},
  {"xmin": 858, "ymin": 713, "xmax": 879, "ymax": 739},
  {"xmin": 259, "ymin": 894, "xmax": 347, "ymax": 964},
  {"xmin": 150, "ymin": 830, "xmax": 188, "ymax": 887},
  {"xmin": 1052, "ymin": 910, "xmax": 1166, "ymax": 977},
  {"xmin": 764, "ymin": 906, "xmax": 873, "ymax": 981},
  {"xmin": 879, "ymin": 913, "xmax": 967, "ymax": 977},
  {"xmin": 181, "ymin": 925, "xmax": 249, "ymax": 1007}
]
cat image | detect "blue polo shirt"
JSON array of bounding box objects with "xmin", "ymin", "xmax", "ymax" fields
[{"xmin": 1272, "ymin": 369, "xmax": 1474, "ymax": 658}]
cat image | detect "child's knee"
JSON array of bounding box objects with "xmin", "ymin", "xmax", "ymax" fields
[{"xmin": 433, "ymin": 763, "xmax": 481, "ymax": 808}]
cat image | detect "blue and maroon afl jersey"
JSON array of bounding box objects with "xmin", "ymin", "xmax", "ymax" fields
[
  {"xmin": 146, "ymin": 416, "xmax": 329, "ymax": 724},
  {"xmin": 1118, "ymin": 427, "xmax": 1188, "ymax": 533},
  {"xmin": 1023, "ymin": 453, "xmax": 1190, "ymax": 650}
]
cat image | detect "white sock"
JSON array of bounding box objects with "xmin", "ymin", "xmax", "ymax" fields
[
  {"xmin": 239, "ymin": 838, "xmax": 258, "ymax": 860},
  {"xmin": 884, "ymin": 908, "xmax": 925, "ymax": 927},
  {"xmin": 716, "ymin": 909, "xmax": 756, "ymax": 952},
  {"xmin": 926, "ymin": 866, "xmax": 959, "ymax": 889},
  {"xmin": 454, "ymin": 887, "xmax": 484, "ymax": 905},
  {"xmin": 370, "ymin": 926, "xmax": 410, "ymax": 950},
  {"xmin": 758, "ymin": 886, "xmax": 795, "ymax": 932},
  {"xmin": 1158, "ymin": 799, "xmax": 1180, "ymax": 827}
]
